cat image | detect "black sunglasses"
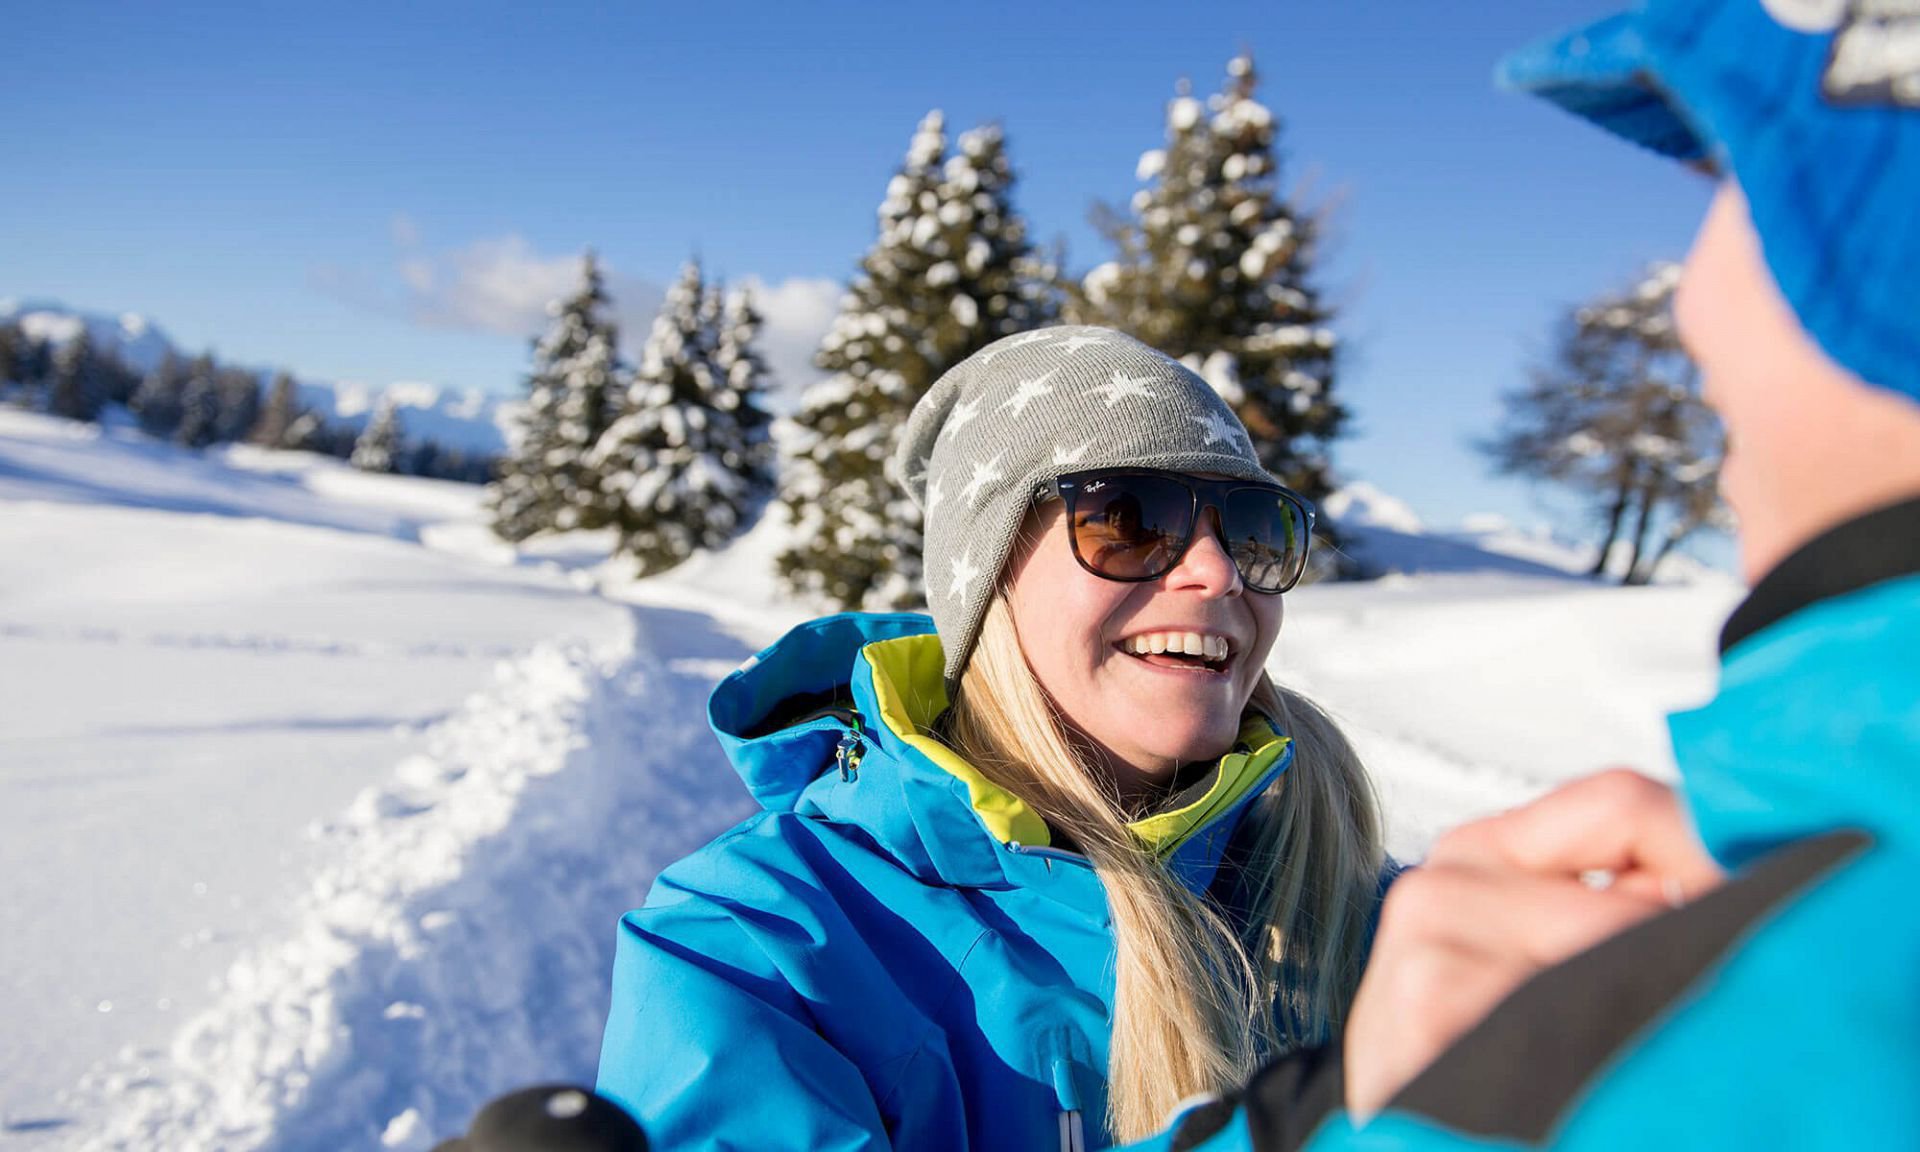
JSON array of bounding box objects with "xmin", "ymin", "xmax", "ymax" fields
[{"xmin": 1035, "ymin": 468, "xmax": 1316, "ymax": 594}]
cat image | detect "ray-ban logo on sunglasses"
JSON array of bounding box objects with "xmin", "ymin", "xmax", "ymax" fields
[{"xmin": 1084, "ymin": 480, "xmax": 1107, "ymax": 493}]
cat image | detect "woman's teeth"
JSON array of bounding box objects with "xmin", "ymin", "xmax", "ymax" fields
[{"xmin": 1121, "ymin": 632, "xmax": 1230, "ymax": 662}]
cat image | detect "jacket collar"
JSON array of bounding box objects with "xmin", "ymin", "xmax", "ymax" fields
[
  {"xmin": 1721, "ymin": 495, "xmax": 1920, "ymax": 656},
  {"xmin": 708, "ymin": 612, "xmax": 1293, "ymax": 895}
]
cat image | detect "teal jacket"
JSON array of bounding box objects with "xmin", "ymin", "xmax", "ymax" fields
[
  {"xmin": 595, "ymin": 612, "xmax": 1315, "ymax": 1151},
  {"xmin": 1129, "ymin": 539, "xmax": 1920, "ymax": 1150}
]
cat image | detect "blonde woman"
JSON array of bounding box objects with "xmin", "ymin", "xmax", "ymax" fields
[{"xmin": 596, "ymin": 327, "xmax": 1391, "ymax": 1150}]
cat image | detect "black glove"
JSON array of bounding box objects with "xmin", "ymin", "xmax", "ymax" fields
[{"xmin": 434, "ymin": 1084, "xmax": 648, "ymax": 1152}]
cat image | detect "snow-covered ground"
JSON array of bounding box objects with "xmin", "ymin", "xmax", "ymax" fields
[{"xmin": 0, "ymin": 408, "xmax": 1743, "ymax": 1149}]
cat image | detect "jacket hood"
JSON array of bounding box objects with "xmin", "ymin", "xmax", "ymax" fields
[{"xmin": 708, "ymin": 612, "xmax": 1293, "ymax": 893}]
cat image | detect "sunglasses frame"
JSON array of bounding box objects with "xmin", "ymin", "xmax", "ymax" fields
[{"xmin": 1035, "ymin": 467, "xmax": 1317, "ymax": 594}]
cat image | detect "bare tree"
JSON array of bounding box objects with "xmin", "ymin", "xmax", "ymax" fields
[{"xmin": 1482, "ymin": 264, "xmax": 1725, "ymax": 584}]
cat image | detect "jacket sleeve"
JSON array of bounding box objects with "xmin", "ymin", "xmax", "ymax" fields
[{"xmin": 594, "ymin": 829, "xmax": 898, "ymax": 1152}]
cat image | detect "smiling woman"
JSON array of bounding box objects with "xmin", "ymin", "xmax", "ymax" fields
[{"xmin": 595, "ymin": 327, "xmax": 1390, "ymax": 1151}]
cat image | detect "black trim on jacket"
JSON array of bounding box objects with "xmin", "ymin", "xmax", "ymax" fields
[
  {"xmin": 1720, "ymin": 496, "xmax": 1920, "ymax": 656},
  {"xmin": 1166, "ymin": 831, "xmax": 1869, "ymax": 1151}
]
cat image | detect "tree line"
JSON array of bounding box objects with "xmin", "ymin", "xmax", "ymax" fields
[
  {"xmin": 0, "ymin": 319, "xmax": 498, "ymax": 483},
  {"xmin": 4, "ymin": 52, "xmax": 1722, "ymax": 588}
]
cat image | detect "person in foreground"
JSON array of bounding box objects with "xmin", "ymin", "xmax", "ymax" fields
[
  {"xmin": 596, "ymin": 328, "xmax": 1392, "ymax": 1149},
  {"xmin": 1122, "ymin": 2, "xmax": 1920, "ymax": 1150}
]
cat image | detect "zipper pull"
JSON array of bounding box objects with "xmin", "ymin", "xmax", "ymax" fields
[{"xmin": 834, "ymin": 716, "xmax": 865, "ymax": 783}]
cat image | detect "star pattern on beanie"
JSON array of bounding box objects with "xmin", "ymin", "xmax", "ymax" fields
[
  {"xmin": 1189, "ymin": 408, "xmax": 1244, "ymax": 448},
  {"xmin": 941, "ymin": 396, "xmax": 984, "ymax": 441},
  {"xmin": 977, "ymin": 328, "xmax": 1056, "ymax": 366},
  {"xmin": 997, "ymin": 371, "xmax": 1058, "ymax": 419},
  {"xmin": 958, "ymin": 452, "xmax": 1005, "ymax": 509},
  {"xmin": 1055, "ymin": 332, "xmax": 1110, "ymax": 356},
  {"xmin": 925, "ymin": 472, "xmax": 946, "ymax": 514},
  {"xmin": 948, "ymin": 549, "xmax": 981, "ymax": 603},
  {"xmin": 1085, "ymin": 370, "xmax": 1158, "ymax": 408},
  {"xmin": 1052, "ymin": 440, "xmax": 1094, "ymax": 466}
]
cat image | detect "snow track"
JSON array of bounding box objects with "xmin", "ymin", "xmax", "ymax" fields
[{"xmin": 72, "ymin": 608, "xmax": 759, "ymax": 1152}]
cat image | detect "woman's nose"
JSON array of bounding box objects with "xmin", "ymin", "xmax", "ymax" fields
[{"xmin": 1166, "ymin": 508, "xmax": 1243, "ymax": 596}]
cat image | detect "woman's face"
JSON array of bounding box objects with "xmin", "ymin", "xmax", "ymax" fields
[{"xmin": 1003, "ymin": 491, "xmax": 1285, "ymax": 795}]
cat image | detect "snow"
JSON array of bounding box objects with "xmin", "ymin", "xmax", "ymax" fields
[
  {"xmin": 0, "ymin": 407, "xmax": 1746, "ymax": 1148},
  {"xmin": 1322, "ymin": 480, "xmax": 1425, "ymax": 534}
]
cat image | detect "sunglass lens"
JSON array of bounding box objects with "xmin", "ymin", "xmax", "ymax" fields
[
  {"xmin": 1223, "ymin": 488, "xmax": 1310, "ymax": 591},
  {"xmin": 1069, "ymin": 474, "xmax": 1194, "ymax": 580}
]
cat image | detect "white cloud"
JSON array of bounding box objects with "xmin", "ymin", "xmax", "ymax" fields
[
  {"xmin": 317, "ymin": 218, "xmax": 839, "ymax": 407},
  {"xmin": 408, "ymin": 234, "xmax": 587, "ymax": 337}
]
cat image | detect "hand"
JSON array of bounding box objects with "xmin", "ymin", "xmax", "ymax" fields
[{"xmin": 1343, "ymin": 769, "xmax": 1725, "ymax": 1122}]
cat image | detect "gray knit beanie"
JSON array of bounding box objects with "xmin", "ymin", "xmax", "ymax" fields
[{"xmin": 895, "ymin": 325, "xmax": 1275, "ymax": 684}]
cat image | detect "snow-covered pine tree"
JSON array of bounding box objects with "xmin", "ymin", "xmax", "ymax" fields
[
  {"xmin": 48, "ymin": 327, "xmax": 102, "ymax": 422},
  {"xmin": 251, "ymin": 371, "xmax": 302, "ymax": 447},
  {"xmin": 1074, "ymin": 54, "xmax": 1343, "ymax": 500},
  {"xmin": 713, "ymin": 285, "xmax": 777, "ymax": 498},
  {"xmin": 486, "ymin": 252, "xmax": 623, "ymax": 542},
  {"xmin": 593, "ymin": 260, "xmax": 755, "ymax": 575},
  {"xmin": 175, "ymin": 354, "xmax": 222, "ymax": 450},
  {"xmin": 1482, "ymin": 263, "xmax": 1723, "ymax": 584},
  {"xmin": 351, "ymin": 398, "xmax": 403, "ymax": 473},
  {"xmin": 777, "ymin": 112, "xmax": 1056, "ymax": 610}
]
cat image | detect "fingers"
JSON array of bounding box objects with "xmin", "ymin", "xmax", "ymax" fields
[
  {"xmin": 1380, "ymin": 859, "xmax": 1668, "ymax": 970},
  {"xmin": 1343, "ymin": 869, "xmax": 1657, "ymax": 1122},
  {"xmin": 1345, "ymin": 935, "xmax": 1533, "ymax": 1122},
  {"xmin": 1428, "ymin": 769, "xmax": 1724, "ymax": 900}
]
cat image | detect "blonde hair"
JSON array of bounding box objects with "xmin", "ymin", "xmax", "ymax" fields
[{"xmin": 944, "ymin": 595, "xmax": 1384, "ymax": 1141}]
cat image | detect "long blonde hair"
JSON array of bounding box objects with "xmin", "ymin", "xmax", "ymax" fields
[{"xmin": 943, "ymin": 594, "xmax": 1384, "ymax": 1141}]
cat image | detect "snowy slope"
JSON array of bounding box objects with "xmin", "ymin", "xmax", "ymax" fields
[{"xmin": 0, "ymin": 411, "xmax": 1742, "ymax": 1149}]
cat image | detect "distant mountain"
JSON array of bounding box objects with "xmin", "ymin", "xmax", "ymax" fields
[
  {"xmin": 0, "ymin": 298, "xmax": 518, "ymax": 456},
  {"xmin": 1, "ymin": 297, "xmax": 178, "ymax": 375}
]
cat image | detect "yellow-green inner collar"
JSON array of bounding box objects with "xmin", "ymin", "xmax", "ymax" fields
[{"xmin": 861, "ymin": 635, "xmax": 1289, "ymax": 859}]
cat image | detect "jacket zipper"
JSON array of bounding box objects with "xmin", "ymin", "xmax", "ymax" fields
[
  {"xmin": 1056, "ymin": 1109, "xmax": 1087, "ymax": 1152},
  {"xmin": 1006, "ymin": 840, "xmax": 1090, "ymax": 867},
  {"xmin": 1052, "ymin": 1057, "xmax": 1088, "ymax": 1152}
]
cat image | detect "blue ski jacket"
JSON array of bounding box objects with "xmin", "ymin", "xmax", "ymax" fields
[
  {"xmin": 1125, "ymin": 542, "xmax": 1920, "ymax": 1150},
  {"xmin": 596, "ymin": 612, "xmax": 1337, "ymax": 1151}
]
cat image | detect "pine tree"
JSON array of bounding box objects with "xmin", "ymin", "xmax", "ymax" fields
[
  {"xmin": 48, "ymin": 328, "xmax": 102, "ymax": 422},
  {"xmin": 0, "ymin": 323, "xmax": 20, "ymax": 391},
  {"xmin": 1482, "ymin": 263, "xmax": 1724, "ymax": 584},
  {"xmin": 486, "ymin": 252, "xmax": 624, "ymax": 542},
  {"xmin": 133, "ymin": 352, "xmax": 190, "ymax": 438},
  {"xmin": 777, "ymin": 112, "xmax": 1056, "ymax": 609},
  {"xmin": 713, "ymin": 285, "xmax": 777, "ymax": 497},
  {"xmin": 251, "ymin": 371, "xmax": 302, "ymax": 447},
  {"xmin": 175, "ymin": 354, "xmax": 222, "ymax": 450},
  {"xmin": 592, "ymin": 260, "xmax": 753, "ymax": 575},
  {"xmin": 1073, "ymin": 54, "xmax": 1342, "ymax": 500},
  {"xmin": 213, "ymin": 367, "xmax": 262, "ymax": 444},
  {"xmin": 12, "ymin": 332, "xmax": 54, "ymax": 399},
  {"xmin": 351, "ymin": 398, "xmax": 403, "ymax": 473}
]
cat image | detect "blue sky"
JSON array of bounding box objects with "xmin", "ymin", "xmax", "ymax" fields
[{"xmin": 2, "ymin": 0, "xmax": 1714, "ymax": 541}]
